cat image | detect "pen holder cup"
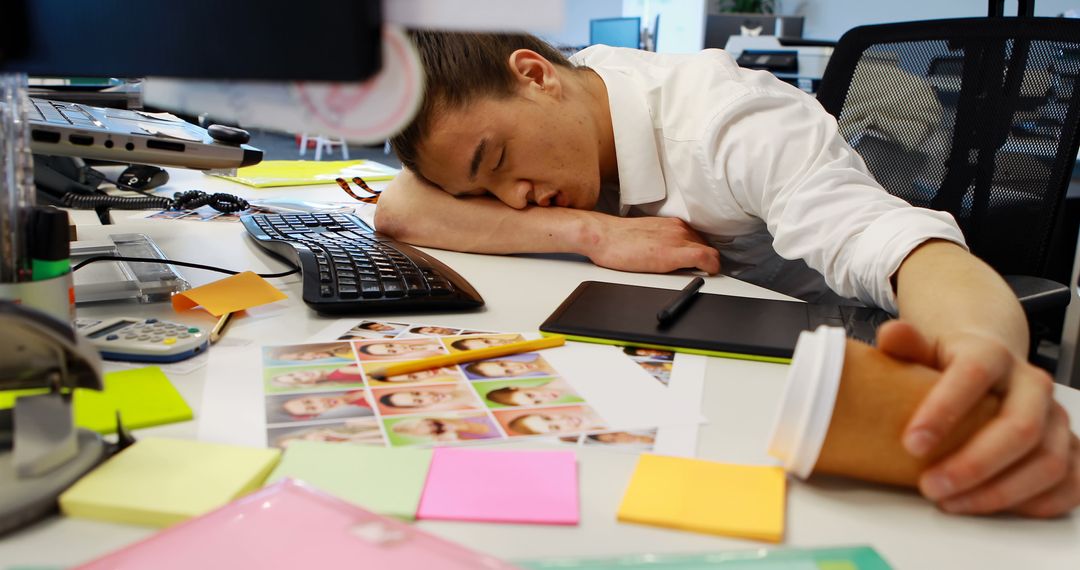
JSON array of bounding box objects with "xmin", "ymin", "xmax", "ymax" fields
[{"xmin": 0, "ymin": 273, "xmax": 75, "ymax": 326}]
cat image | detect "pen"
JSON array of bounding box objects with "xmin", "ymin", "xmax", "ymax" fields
[
  {"xmin": 656, "ymin": 276, "xmax": 705, "ymax": 325},
  {"xmin": 29, "ymin": 207, "xmax": 71, "ymax": 281},
  {"xmin": 369, "ymin": 335, "xmax": 566, "ymax": 380},
  {"xmin": 209, "ymin": 312, "xmax": 233, "ymax": 344}
]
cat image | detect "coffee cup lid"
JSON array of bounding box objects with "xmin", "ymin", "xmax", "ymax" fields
[{"xmin": 767, "ymin": 325, "xmax": 846, "ymax": 478}]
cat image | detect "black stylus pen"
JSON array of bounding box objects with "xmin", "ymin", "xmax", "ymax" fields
[{"xmin": 656, "ymin": 276, "xmax": 705, "ymax": 325}]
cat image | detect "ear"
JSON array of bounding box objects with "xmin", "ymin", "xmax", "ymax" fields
[{"xmin": 507, "ymin": 49, "xmax": 562, "ymax": 97}]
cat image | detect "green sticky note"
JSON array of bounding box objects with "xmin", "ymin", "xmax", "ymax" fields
[
  {"xmin": 75, "ymin": 367, "xmax": 193, "ymax": 433},
  {"xmin": 266, "ymin": 441, "xmax": 433, "ymax": 520},
  {"xmin": 0, "ymin": 366, "xmax": 192, "ymax": 434},
  {"xmin": 59, "ymin": 438, "xmax": 281, "ymax": 528}
]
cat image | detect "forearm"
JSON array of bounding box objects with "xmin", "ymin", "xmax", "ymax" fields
[
  {"xmin": 895, "ymin": 239, "xmax": 1028, "ymax": 356},
  {"xmin": 374, "ymin": 169, "xmax": 593, "ymax": 255}
]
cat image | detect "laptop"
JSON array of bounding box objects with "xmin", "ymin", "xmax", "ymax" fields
[
  {"xmin": 539, "ymin": 280, "xmax": 893, "ymax": 363},
  {"xmin": 27, "ymin": 98, "xmax": 262, "ymax": 170}
]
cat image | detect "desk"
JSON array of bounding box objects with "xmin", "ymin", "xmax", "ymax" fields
[{"xmin": 1, "ymin": 169, "xmax": 1078, "ymax": 568}]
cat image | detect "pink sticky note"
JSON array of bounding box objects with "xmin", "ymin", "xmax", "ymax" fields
[{"xmin": 417, "ymin": 448, "xmax": 579, "ymax": 525}]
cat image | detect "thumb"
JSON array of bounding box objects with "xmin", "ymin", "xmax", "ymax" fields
[{"xmin": 876, "ymin": 319, "xmax": 938, "ymax": 368}]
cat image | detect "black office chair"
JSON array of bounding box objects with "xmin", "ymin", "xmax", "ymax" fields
[{"xmin": 816, "ymin": 0, "xmax": 1080, "ymax": 345}]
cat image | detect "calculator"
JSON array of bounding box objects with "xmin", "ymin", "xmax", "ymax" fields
[{"xmin": 75, "ymin": 317, "xmax": 209, "ymax": 362}]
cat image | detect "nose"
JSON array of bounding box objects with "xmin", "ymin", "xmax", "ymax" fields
[{"xmin": 491, "ymin": 179, "xmax": 534, "ymax": 209}]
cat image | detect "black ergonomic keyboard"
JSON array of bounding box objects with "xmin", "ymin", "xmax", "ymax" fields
[{"xmin": 241, "ymin": 213, "xmax": 484, "ymax": 314}]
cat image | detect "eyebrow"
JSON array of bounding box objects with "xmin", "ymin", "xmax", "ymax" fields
[{"xmin": 468, "ymin": 138, "xmax": 488, "ymax": 182}]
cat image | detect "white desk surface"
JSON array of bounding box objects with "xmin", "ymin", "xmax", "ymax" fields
[{"xmin": 2, "ymin": 169, "xmax": 1078, "ymax": 568}]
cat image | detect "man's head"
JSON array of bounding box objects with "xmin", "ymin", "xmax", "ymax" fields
[
  {"xmin": 391, "ymin": 31, "xmax": 613, "ymax": 211},
  {"xmin": 271, "ymin": 369, "xmax": 327, "ymax": 387}
]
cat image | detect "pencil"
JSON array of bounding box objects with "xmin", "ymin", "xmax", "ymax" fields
[
  {"xmin": 368, "ymin": 335, "xmax": 567, "ymax": 380},
  {"xmin": 209, "ymin": 312, "xmax": 233, "ymax": 344}
]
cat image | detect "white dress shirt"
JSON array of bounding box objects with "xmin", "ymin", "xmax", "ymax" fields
[{"xmin": 570, "ymin": 45, "xmax": 966, "ymax": 314}]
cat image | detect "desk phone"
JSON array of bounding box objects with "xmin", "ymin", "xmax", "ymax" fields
[{"xmin": 75, "ymin": 317, "xmax": 208, "ymax": 363}]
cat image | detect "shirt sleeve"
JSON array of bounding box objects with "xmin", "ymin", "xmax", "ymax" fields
[{"xmin": 703, "ymin": 73, "xmax": 967, "ymax": 314}]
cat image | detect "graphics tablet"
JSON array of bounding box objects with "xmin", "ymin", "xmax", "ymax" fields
[{"xmin": 539, "ymin": 281, "xmax": 890, "ymax": 363}]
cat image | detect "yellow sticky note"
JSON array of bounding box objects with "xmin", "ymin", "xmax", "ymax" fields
[
  {"xmin": 0, "ymin": 366, "xmax": 192, "ymax": 434},
  {"xmin": 172, "ymin": 271, "xmax": 287, "ymax": 316},
  {"xmin": 617, "ymin": 454, "xmax": 786, "ymax": 542},
  {"xmin": 60, "ymin": 438, "xmax": 281, "ymax": 527}
]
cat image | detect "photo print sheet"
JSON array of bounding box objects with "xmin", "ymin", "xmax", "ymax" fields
[
  {"xmin": 199, "ymin": 326, "xmax": 704, "ymax": 454},
  {"xmin": 304, "ymin": 319, "xmax": 705, "ymax": 456}
]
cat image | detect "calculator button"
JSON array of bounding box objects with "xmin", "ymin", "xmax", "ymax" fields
[
  {"xmin": 179, "ymin": 333, "xmax": 191, "ymax": 338},
  {"xmin": 163, "ymin": 338, "xmax": 177, "ymax": 345},
  {"xmin": 138, "ymin": 335, "xmax": 150, "ymax": 340},
  {"xmin": 151, "ymin": 336, "xmax": 163, "ymax": 342},
  {"xmin": 187, "ymin": 327, "xmax": 200, "ymax": 333},
  {"xmin": 106, "ymin": 334, "xmax": 119, "ymax": 341},
  {"xmin": 146, "ymin": 318, "xmax": 158, "ymax": 324}
]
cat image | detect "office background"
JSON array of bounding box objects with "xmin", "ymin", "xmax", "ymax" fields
[{"xmin": 544, "ymin": 0, "xmax": 1080, "ymax": 50}]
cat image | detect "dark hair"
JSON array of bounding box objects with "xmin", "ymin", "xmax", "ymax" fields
[
  {"xmin": 390, "ymin": 31, "xmax": 576, "ymax": 180},
  {"xmin": 380, "ymin": 392, "xmax": 404, "ymax": 408},
  {"xmin": 486, "ymin": 386, "xmax": 520, "ymax": 406}
]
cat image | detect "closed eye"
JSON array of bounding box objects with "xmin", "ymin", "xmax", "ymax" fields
[{"xmin": 494, "ymin": 146, "xmax": 506, "ymax": 170}]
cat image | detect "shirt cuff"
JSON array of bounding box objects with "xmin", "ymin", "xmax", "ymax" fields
[{"xmin": 850, "ymin": 207, "xmax": 968, "ymax": 314}]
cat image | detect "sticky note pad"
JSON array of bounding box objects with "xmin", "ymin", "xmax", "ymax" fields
[
  {"xmin": 417, "ymin": 448, "xmax": 578, "ymax": 525},
  {"xmin": 0, "ymin": 366, "xmax": 192, "ymax": 434},
  {"xmin": 617, "ymin": 454, "xmax": 786, "ymax": 542},
  {"xmin": 172, "ymin": 271, "xmax": 287, "ymax": 316},
  {"xmin": 265, "ymin": 442, "xmax": 432, "ymax": 520},
  {"xmin": 60, "ymin": 438, "xmax": 281, "ymax": 527}
]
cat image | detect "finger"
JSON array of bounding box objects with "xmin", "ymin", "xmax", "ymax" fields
[
  {"xmin": 919, "ymin": 365, "xmax": 1053, "ymax": 501},
  {"xmin": 876, "ymin": 320, "xmax": 938, "ymax": 368},
  {"xmin": 937, "ymin": 403, "xmax": 1071, "ymax": 515},
  {"xmin": 1011, "ymin": 433, "xmax": 1080, "ymax": 518},
  {"xmin": 690, "ymin": 245, "xmax": 721, "ymax": 275},
  {"xmin": 902, "ymin": 342, "xmax": 1012, "ymax": 458}
]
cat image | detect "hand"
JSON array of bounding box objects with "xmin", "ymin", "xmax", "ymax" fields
[
  {"xmin": 876, "ymin": 320, "xmax": 1080, "ymax": 517},
  {"xmin": 581, "ymin": 214, "xmax": 721, "ymax": 274}
]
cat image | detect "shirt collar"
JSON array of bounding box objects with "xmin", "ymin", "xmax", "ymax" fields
[{"xmin": 588, "ymin": 63, "xmax": 668, "ymax": 210}]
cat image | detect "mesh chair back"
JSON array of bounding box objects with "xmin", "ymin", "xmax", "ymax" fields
[{"xmin": 817, "ymin": 18, "xmax": 1080, "ymax": 277}]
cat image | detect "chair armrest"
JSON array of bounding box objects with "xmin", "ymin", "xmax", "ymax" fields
[{"xmin": 1004, "ymin": 275, "xmax": 1071, "ymax": 314}]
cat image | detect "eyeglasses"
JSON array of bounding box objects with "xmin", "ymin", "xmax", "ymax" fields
[{"xmin": 334, "ymin": 176, "xmax": 384, "ymax": 204}]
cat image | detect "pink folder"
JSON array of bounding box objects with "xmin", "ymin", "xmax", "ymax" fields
[
  {"xmin": 417, "ymin": 447, "xmax": 579, "ymax": 525},
  {"xmin": 76, "ymin": 479, "xmax": 520, "ymax": 570}
]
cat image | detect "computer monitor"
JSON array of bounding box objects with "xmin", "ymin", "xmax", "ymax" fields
[
  {"xmin": 0, "ymin": 0, "xmax": 381, "ymax": 82},
  {"xmin": 590, "ymin": 17, "xmax": 642, "ymax": 49},
  {"xmin": 704, "ymin": 14, "xmax": 805, "ymax": 50}
]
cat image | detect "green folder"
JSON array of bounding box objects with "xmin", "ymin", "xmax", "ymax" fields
[{"xmin": 0, "ymin": 366, "xmax": 193, "ymax": 434}]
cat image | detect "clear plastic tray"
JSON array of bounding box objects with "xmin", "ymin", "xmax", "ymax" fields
[{"xmin": 71, "ymin": 233, "xmax": 189, "ymax": 304}]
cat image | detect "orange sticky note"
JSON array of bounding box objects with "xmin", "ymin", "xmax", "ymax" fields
[{"xmin": 172, "ymin": 271, "xmax": 287, "ymax": 316}]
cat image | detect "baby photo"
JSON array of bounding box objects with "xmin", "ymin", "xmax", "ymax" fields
[
  {"xmin": 263, "ymin": 363, "xmax": 364, "ymax": 394},
  {"xmin": 622, "ymin": 346, "xmax": 675, "ymax": 362},
  {"xmin": 337, "ymin": 320, "xmax": 411, "ymax": 340},
  {"xmin": 362, "ymin": 363, "xmax": 464, "ymax": 387},
  {"xmin": 493, "ymin": 405, "xmax": 607, "ymax": 437},
  {"xmin": 441, "ymin": 333, "xmax": 525, "ymax": 353},
  {"xmin": 636, "ymin": 360, "xmax": 673, "ymax": 386},
  {"xmin": 264, "ymin": 342, "xmax": 357, "ymax": 366},
  {"xmin": 383, "ymin": 411, "xmax": 503, "ymax": 446},
  {"xmin": 472, "ymin": 377, "xmax": 584, "ymax": 409},
  {"xmin": 352, "ymin": 338, "xmax": 447, "ymax": 361},
  {"xmin": 371, "ymin": 383, "xmax": 485, "ymax": 416},
  {"xmin": 401, "ymin": 324, "xmax": 462, "ymax": 337},
  {"xmin": 460, "ymin": 352, "xmax": 556, "ymax": 381},
  {"xmin": 266, "ymin": 418, "xmax": 384, "ymax": 449},
  {"xmin": 265, "ymin": 389, "xmax": 374, "ymax": 425}
]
